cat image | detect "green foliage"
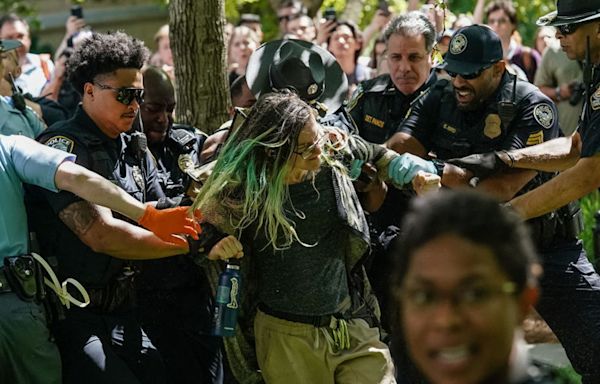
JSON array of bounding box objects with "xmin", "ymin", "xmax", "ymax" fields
[
  {"xmin": 553, "ymin": 366, "xmax": 582, "ymax": 384},
  {"xmin": 579, "ymin": 191, "xmax": 600, "ymax": 262},
  {"xmin": 226, "ymin": 0, "xmax": 280, "ymax": 42},
  {"xmin": 0, "ymin": 0, "xmax": 35, "ymax": 16}
]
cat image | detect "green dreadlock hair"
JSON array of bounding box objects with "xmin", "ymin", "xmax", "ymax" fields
[{"xmin": 193, "ymin": 90, "xmax": 319, "ymax": 250}]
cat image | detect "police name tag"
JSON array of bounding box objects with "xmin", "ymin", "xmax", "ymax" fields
[{"xmin": 45, "ymin": 136, "xmax": 74, "ymax": 153}]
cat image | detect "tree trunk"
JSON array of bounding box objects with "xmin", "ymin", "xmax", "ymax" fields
[{"xmin": 170, "ymin": 0, "xmax": 230, "ymax": 134}]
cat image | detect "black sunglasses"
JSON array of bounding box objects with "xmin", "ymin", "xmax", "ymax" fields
[
  {"xmin": 446, "ymin": 64, "xmax": 493, "ymax": 80},
  {"xmin": 94, "ymin": 82, "xmax": 145, "ymax": 105},
  {"xmin": 557, "ymin": 23, "xmax": 582, "ymax": 36}
]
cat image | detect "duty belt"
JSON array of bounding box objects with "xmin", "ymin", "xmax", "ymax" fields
[{"xmin": 0, "ymin": 267, "xmax": 13, "ymax": 293}]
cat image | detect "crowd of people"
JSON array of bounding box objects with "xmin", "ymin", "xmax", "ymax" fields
[{"xmin": 2, "ymin": 0, "xmax": 600, "ymax": 383}]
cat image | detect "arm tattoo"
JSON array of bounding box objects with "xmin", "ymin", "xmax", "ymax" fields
[{"xmin": 59, "ymin": 201, "xmax": 100, "ymax": 236}]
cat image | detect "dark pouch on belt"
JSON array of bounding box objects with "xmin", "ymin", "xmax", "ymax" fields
[{"xmin": 4, "ymin": 256, "xmax": 38, "ymax": 301}]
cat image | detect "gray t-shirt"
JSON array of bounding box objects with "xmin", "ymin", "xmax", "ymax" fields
[{"xmin": 253, "ymin": 168, "xmax": 351, "ymax": 316}]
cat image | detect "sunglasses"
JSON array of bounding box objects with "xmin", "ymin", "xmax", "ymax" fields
[
  {"xmin": 557, "ymin": 23, "xmax": 583, "ymax": 36},
  {"xmin": 446, "ymin": 64, "xmax": 493, "ymax": 80},
  {"xmin": 94, "ymin": 82, "xmax": 145, "ymax": 105}
]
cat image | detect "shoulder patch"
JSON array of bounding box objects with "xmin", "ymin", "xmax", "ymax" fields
[
  {"xmin": 45, "ymin": 135, "xmax": 74, "ymax": 153},
  {"xmin": 590, "ymin": 90, "xmax": 600, "ymax": 111},
  {"xmin": 533, "ymin": 104, "xmax": 554, "ymax": 129}
]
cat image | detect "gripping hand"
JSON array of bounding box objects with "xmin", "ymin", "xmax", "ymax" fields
[
  {"xmin": 388, "ymin": 153, "xmax": 437, "ymax": 186},
  {"xmin": 138, "ymin": 205, "xmax": 201, "ymax": 246},
  {"xmin": 446, "ymin": 152, "xmax": 509, "ymax": 179}
]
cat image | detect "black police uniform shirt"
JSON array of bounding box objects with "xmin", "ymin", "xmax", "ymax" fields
[
  {"xmin": 579, "ymin": 67, "xmax": 600, "ymax": 158},
  {"xmin": 347, "ymin": 71, "xmax": 437, "ymax": 145},
  {"xmin": 399, "ymin": 72, "xmax": 560, "ymax": 160},
  {"xmin": 150, "ymin": 124, "xmax": 207, "ymax": 198},
  {"xmin": 27, "ymin": 106, "xmax": 165, "ymax": 287}
]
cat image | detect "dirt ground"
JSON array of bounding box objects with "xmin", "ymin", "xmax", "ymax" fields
[{"xmin": 523, "ymin": 309, "xmax": 560, "ymax": 344}]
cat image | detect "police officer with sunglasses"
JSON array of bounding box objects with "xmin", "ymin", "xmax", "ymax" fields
[
  {"xmin": 26, "ymin": 31, "xmax": 177, "ymax": 384},
  {"xmin": 388, "ymin": 24, "xmax": 600, "ymax": 384},
  {"xmin": 448, "ymin": 3, "xmax": 600, "ymax": 382}
]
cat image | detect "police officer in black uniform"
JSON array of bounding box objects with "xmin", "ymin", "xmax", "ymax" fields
[
  {"xmin": 25, "ymin": 31, "xmax": 189, "ymax": 384},
  {"xmin": 388, "ymin": 24, "xmax": 600, "ymax": 383},
  {"xmin": 346, "ymin": 12, "xmax": 438, "ymax": 334},
  {"xmin": 347, "ymin": 11, "xmax": 437, "ymax": 145},
  {"xmin": 135, "ymin": 66, "xmax": 223, "ymax": 384}
]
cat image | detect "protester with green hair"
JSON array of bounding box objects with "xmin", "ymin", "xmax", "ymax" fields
[{"xmin": 192, "ymin": 90, "xmax": 435, "ymax": 383}]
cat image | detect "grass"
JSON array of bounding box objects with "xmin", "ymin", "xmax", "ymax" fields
[{"xmin": 578, "ymin": 190, "xmax": 600, "ymax": 263}]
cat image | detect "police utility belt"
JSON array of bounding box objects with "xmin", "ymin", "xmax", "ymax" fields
[
  {"xmin": 0, "ymin": 254, "xmax": 90, "ymax": 309},
  {"xmin": 528, "ymin": 201, "xmax": 583, "ymax": 250}
]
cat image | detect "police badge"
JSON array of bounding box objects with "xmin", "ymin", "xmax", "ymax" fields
[{"xmin": 449, "ymin": 33, "xmax": 468, "ymax": 55}]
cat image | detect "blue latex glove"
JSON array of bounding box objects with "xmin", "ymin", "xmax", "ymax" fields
[{"xmin": 388, "ymin": 153, "xmax": 437, "ymax": 186}]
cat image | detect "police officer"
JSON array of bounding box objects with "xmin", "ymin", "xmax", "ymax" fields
[
  {"xmin": 346, "ymin": 12, "xmax": 438, "ymax": 334},
  {"xmin": 388, "ymin": 24, "xmax": 600, "ymax": 383},
  {"xmin": 0, "ymin": 134, "xmax": 201, "ymax": 384},
  {"xmin": 347, "ymin": 11, "xmax": 436, "ymax": 145},
  {"xmin": 26, "ymin": 31, "xmax": 205, "ymax": 384},
  {"xmin": 0, "ymin": 39, "xmax": 45, "ymax": 137},
  {"xmin": 135, "ymin": 66, "xmax": 223, "ymax": 384},
  {"xmin": 139, "ymin": 66, "xmax": 207, "ymax": 200}
]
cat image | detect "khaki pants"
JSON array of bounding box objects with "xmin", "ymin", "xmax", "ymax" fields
[{"xmin": 254, "ymin": 309, "xmax": 396, "ymax": 384}]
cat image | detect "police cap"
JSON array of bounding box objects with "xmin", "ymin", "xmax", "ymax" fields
[
  {"xmin": 537, "ymin": 0, "xmax": 600, "ymax": 27},
  {"xmin": 437, "ymin": 25, "xmax": 503, "ymax": 77}
]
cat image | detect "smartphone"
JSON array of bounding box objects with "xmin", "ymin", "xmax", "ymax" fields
[
  {"xmin": 378, "ymin": 0, "xmax": 390, "ymax": 16},
  {"xmin": 324, "ymin": 7, "xmax": 337, "ymax": 22},
  {"xmin": 70, "ymin": 5, "xmax": 83, "ymax": 19}
]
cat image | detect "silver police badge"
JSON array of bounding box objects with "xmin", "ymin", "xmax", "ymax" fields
[
  {"xmin": 533, "ymin": 104, "xmax": 554, "ymax": 129},
  {"xmin": 45, "ymin": 136, "xmax": 74, "ymax": 153},
  {"xmin": 449, "ymin": 33, "xmax": 468, "ymax": 55}
]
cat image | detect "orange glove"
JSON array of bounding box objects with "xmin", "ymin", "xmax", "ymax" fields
[{"xmin": 138, "ymin": 205, "xmax": 202, "ymax": 246}]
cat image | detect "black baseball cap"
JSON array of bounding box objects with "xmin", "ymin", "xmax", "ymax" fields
[
  {"xmin": 437, "ymin": 25, "xmax": 503, "ymax": 77},
  {"xmin": 0, "ymin": 39, "xmax": 22, "ymax": 53}
]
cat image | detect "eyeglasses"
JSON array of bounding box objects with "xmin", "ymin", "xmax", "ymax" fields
[
  {"xmin": 94, "ymin": 82, "xmax": 144, "ymax": 105},
  {"xmin": 294, "ymin": 132, "xmax": 328, "ymax": 159},
  {"xmin": 557, "ymin": 23, "xmax": 583, "ymax": 36},
  {"xmin": 446, "ymin": 64, "xmax": 493, "ymax": 80},
  {"xmin": 401, "ymin": 281, "xmax": 517, "ymax": 313}
]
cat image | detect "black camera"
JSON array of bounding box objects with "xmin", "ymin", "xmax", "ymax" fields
[
  {"xmin": 569, "ymin": 81, "xmax": 585, "ymax": 106},
  {"xmin": 70, "ymin": 5, "xmax": 83, "ymax": 19}
]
